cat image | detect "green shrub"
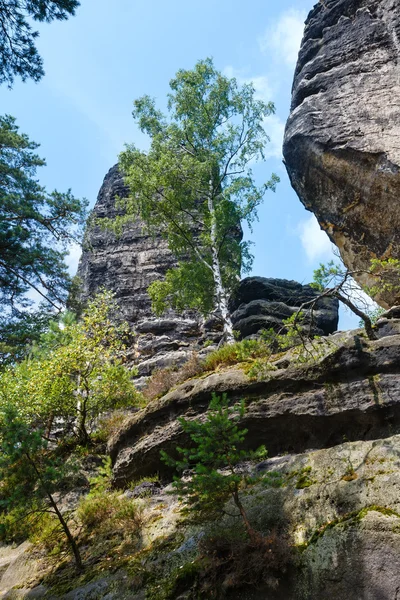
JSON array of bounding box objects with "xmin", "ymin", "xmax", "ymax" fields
[
  {"xmin": 29, "ymin": 513, "xmax": 66, "ymax": 555},
  {"xmin": 77, "ymin": 492, "xmax": 143, "ymax": 534},
  {"xmin": 203, "ymin": 339, "xmax": 271, "ymax": 372}
]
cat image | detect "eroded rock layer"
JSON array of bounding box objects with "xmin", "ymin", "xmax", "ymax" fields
[
  {"xmin": 283, "ymin": 0, "xmax": 400, "ymax": 306},
  {"xmin": 77, "ymin": 168, "xmax": 339, "ymax": 382},
  {"xmin": 109, "ymin": 314, "xmax": 400, "ymax": 487},
  {"xmin": 77, "ymin": 165, "xmax": 213, "ymax": 382},
  {"xmin": 230, "ymin": 276, "xmax": 339, "ymax": 338}
]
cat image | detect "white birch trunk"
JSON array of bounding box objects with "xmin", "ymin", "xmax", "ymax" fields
[{"xmin": 208, "ymin": 178, "xmax": 235, "ymax": 344}]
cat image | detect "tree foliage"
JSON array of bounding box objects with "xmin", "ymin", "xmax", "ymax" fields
[
  {"xmin": 0, "ymin": 306, "xmax": 54, "ymax": 367},
  {"xmin": 117, "ymin": 58, "xmax": 279, "ymax": 342},
  {"xmin": 162, "ymin": 393, "xmax": 266, "ymax": 541},
  {"xmin": 0, "ymin": 291, "xmax": 140, "ymax": 444},
  {"xmin": 0, "ymin": 405, "xmax": 83, "ymax": 569},
  {"xmin": 0, "ymin": 114, "xmax": 87, "ymax": 313},
  {"xmin": 0, "ymin": 0, "xmax": 80, "ymax": 87}
]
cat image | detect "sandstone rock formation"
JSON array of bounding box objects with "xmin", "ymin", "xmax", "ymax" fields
[
  {"xmin": 10, "ymin": 432, "xmax": 400, "ymax": 599},
  {"xmin": 230, "ymin": 276, "xmax": 338, "ymax": 338},
  {"xmin": 77, "ymin": 165, "xmax": 214, "ymax": 384},
  {"xmin": 77, "ymin": 167, "xmax": 339, "ymax": 385},
  {"xmin": 283, "ymin": 0, "xmax": 400, "ymax": 306},
  {"xmin": 99, "ymin": 312, "xmax": 400, "ymax": 598},
  {"xmin": 109, "ymin": 312, "xmax": 400, "ymax": 486}
]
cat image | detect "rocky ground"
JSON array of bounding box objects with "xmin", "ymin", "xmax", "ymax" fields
[{"xmin": 1, "ymin": 311, "xmax": 400, "ymax": 599}]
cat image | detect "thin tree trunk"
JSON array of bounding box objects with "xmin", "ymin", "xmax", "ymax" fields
[
  {"xmin": 76, "ymin": 376, "xmax": 90, "ymax": 445},
  {"xmin": 26, "ymin": 453, "xmax": 83, "ymax": 570},
  {"xmin": 336, "ymin": 291, "xmax": 378, "ymax": 340},
  {"xmin": 208, "ymin": 179, "xmax": 235, "ymax": 344},
  {"xmin": 232, "ymin": 487, "xmax": 260, "ymax": 545}
]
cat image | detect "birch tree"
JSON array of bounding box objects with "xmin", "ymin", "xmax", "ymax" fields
[{"xmin": 118, "ymin": 58, "xmax": 279, "ymax": 343}]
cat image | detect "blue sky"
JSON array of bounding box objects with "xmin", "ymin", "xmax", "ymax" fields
[{"xmin": 0, "ymin": 0, "xmax": 361, "ymax": 328}]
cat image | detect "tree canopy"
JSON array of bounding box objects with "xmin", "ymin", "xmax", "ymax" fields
[
  {"xmin": 0, "ymin": 0, "xmax": 80, "ymax": 87},
  {"xmin": 0, "ymin": 114, "xmax": 87, "ymax": 315},
  {"xmin": 0, "ymin": 405, "xmax": 83, "ymax": 568},
  {"xmin": 0, "ymin": 291, "xmax": 140, "ymax": 444},
  {"xmin": 117, "ymin": 58, "xmax": 279, "ymax": 342}
]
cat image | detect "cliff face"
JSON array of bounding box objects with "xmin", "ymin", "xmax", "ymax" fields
[
  {"xmin": 77, "ymin": 166, "xmax": 338, "ymax": 384},
  {"xmin": 77, "ymin": 165, "xmax": 212, "ymax": 383},
  {"xmin": 104, "ymin": 313, "xmax": 400, "ymax": 599},
  {"xmin": 283, "ymin": 0, "xmax": 400, "ymax": 306}
]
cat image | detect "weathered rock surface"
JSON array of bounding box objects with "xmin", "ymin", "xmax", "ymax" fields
[
  {"xmin": 109, "ymin": 317, "xmax": 400, "ymax": 487},
  {"xmin": 283, "ymin": 0, "xmax": 400, "ymax": 306},
  {"xmin": 10, "ymin": 435, "xmax": 400, "ymax": 599},
  {"xmin": 77, "ymin": 168, "xmax": 339, "ymax": 383},
  {"xmin": 77, "ymin": 165, "xmax": 214, "ymax": 381},
  {"xmin": 230, "ymin": 277, "xmax": 339, "ymax": 338},
  {"xmin": 0, "ymin": 542, "xmax": 46, "ymax": 599}
]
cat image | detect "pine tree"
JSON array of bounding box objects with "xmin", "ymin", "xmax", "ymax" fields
[
  {"xmin": 162, "ymin": 393, "xmax": 265, "ymax": 543},
  {"xmin": 0, "ymin": 114, "xmax": 87, "ymax": 314},
  {"xmin": 0, "ymin": 0, "xmax": 80, "ymax": 87},
  {"xmin": 0, "ymin": 405, "xmax": 83, "ymax": 569}
]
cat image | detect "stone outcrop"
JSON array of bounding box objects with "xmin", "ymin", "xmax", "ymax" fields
[
  {"xmin": 283, "ymin": 0, "xmax": 400, "ymax": 306},
  {"xmin": 10, "ymin": 432, "xmax": 400, "ymax": 599},
  {"xmin": 77, "ymin": 168, "xmax": 339, "ymax": 384},
  {"xmin": 109, "ymin": 313, "xmax": 400, "ymax": 487},
  {"xmin": 77, "ymin": 165, "xmax": 217, "ymax": 384},
  {"xmin": 230, "ymin": 276, "xmax": 339, "ymax": 338}
]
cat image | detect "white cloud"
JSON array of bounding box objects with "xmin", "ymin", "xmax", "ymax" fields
[
  {"xmin": 298, "ymin": 214, "xmax": 333, "ymax": 261},
  {"xmin": 259, "ymin": 8, "xmax": 306, "ymax": 68},
  {"xmin": 223, "ymin": 66, "xmax": 274, "ymax": 103},
  {"xmin": 223, "ymin": 66, "xmax": 284, "ymax": 159},
  {"xmin": 263, "ymin": 113, "xmax": 285, "ymax": 159},
  {"xmin": 66, "ymin": 242, "xmax": 82, "ymax": 276}
]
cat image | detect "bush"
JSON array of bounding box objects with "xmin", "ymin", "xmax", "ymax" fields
[
  {"xmin": 143, "ymin": 353, "xmax": 203, "ymax": 401},
  {"xmin": 95, "ymin": 410, "xmax": 131, "ymax": 442},
  {"xmin": 29, "ymin": 513, "xmax": 67, "ymax": 555},
  {"xmin": 77, "ymin": 491, "xmax": 143, "ymax": 534},
  {"xmin": 203, "ymin": 339, "xmax": 271, "ymax": 371}
]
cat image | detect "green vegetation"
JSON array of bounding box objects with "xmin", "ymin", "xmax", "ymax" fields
[
  {"xmin": 77, "ymin": 491, "xmax": 143, "ymax": 534},
  {"xmin": 0, "ymin": 115, "xmax": 87, "ymax": 313},
  {"xmin": 0, "ymin": 405, "xmax": 83, "ymax": 569},
  {"xmin": 161, "ymin": 393, "xmax": 266, "ymax": 542},
  {"xmin": 115, "ymin": 58, "xmax": 279, "ymax": 343},
  {"xmin": 0, "ymin": 0, "xmax": 80, "ymax": 87},
  {"xmin": 295, "ymin": 466, "xmax": 316, "ymax": 489},
  {"xmin": 0, "ymin": 291, "xmax": 141, "ymax": 444},
  {"xmin": 0, "ymin": 306, "xmax": 54, "ymax": 367}
]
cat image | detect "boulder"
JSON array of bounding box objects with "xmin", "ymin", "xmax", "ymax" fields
[
  {"xmin": 284, "ymin": 0, "xmax": 400, "ymax": 306},
  {"xmin": 109, "ymin": 325, "xmax": 400, "ymax": 487},
  {"xmin": 230, "ymin": 277, "xmax": 339, "ymax": 338}
]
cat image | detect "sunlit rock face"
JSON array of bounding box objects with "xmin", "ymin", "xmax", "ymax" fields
[
  {"xmin": 77, "ymin": 165, "xmax": 213, "ymax": 383},
  {"xmin": 283, "ymin": 0, "xmax": 400, "ymax": 307},
  {"xmin": 77, "ymin": 167, "xmax": 339, "ymax": 383}
]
